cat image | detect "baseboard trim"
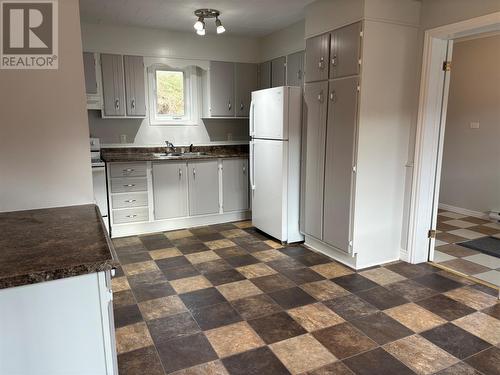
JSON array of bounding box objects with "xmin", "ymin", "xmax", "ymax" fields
[
  {"xmin": 304, "ymin": 235, "xmax": 357, "ymax": 269},
  {"xmin": 438, "ymin": 203, "xmax": 489, "ymax": 219}
]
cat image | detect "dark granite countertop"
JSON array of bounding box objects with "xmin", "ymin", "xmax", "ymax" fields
[
  {"xmin": 0, "ymin": 204, "xmax": 118, "ymax": 289},
  {"xmin": 102, "ymin": 144, "xmax": 249, "ymax": 163}
]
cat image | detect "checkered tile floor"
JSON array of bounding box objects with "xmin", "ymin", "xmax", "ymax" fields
[
  {"xmin": 112, "ymin": 221, "xmax": 500, "ymax": 375},
  {"xmin": 434, "ymin": 210, "xmax": 500, "ymax": 288}
]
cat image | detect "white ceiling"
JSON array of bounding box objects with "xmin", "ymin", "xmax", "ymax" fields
[{"xmin": 79, "ymin": 0, "xmax": 314, "ymax": 37}]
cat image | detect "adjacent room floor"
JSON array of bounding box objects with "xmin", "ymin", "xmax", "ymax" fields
[
  {"xmin": 434, "ymin": 210, "xmax": 500, "ymax": 288},
  {"xmin": 112, "ymin": 221, "xmax": 500, "ymax": 375}
]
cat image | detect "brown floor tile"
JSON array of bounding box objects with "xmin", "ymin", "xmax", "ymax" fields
[
  {"xmin": 234, "ymin": 220, "xmax": 253, "ymax": 229},
  {"xmin": 439, "ymin": 259, "xmax": 490, "ymax": 275},
  {"xmin": 251, "ymin": 273, "xmax": 295, "ymax": 293},
  {"xmin": 231, "ymin": 294, "xmax": 282, "ymax": 320},
  {"xmin": 359, "ymin": 267, "xmax": 406, "ymax": 285},
  {"xmin": 195, "ymin": 232, "xmax": 225, "ymax": 242},
  {"xmin": 437, "ymin": 222, "xmax": 461, "ymax": 232},
  {"xmin": 205, "ymin": 239, "xmax": 237, "ymax": 250},
  {"xmin": 123, "ymin": 261, "xmax": 160, "ymax": 276},
  {"xmin": 482, "ymin": 303, "xmax": 500, "ymax": 319},
  {"xmin": 270, "ymin": 334, "xmax": 337, "ymax": 374},
  {"xmin": 220, "ymin": 228, "xmax": 249, "ymax": 239},
  {"xmin": 300, "ymin": 280, "xmax": 350, "ymax": 301},
  {"xmin": 113, "ymin": 290, "xmax": 136, "ymax": 308},
  {"xmin": 453, "ymin": 312, "xmax": 500, "ymax": 345},
  {"xmin": 165, "ymin": 229, "xmax": 193, "ymax": 241},
  {"xmin": 310, "ymin": 262, "xmax": 354, "ymax": 279},
  {"xmin": 350, "ymin": 312, "xmax": 413, "ymax": 345},
  {"xmin": 155, "ymin": 333, "xmax": 218, "ymax": 374},
  {"xmin": 161, "ymin": 264, "xmax": 200, "ymax": 281},
  {"xmin": 116, "ymin": 322, "xmax": 154, "ymax": 355},
  {"xmin": 213, "ymin": 246, "xmax": 248, "ymax": 259},
  {"xmin": 170, "ymin": 360, "xmax": 228, "ymax": 375},
  {"xmin": 294, "ymin": 252, "xmax": 332, "ymax": 267},
  {"xmin": 216, "ymin": 280, "xmax": 263, "ymax": 301},
  {"xmin": 281, "ymin": 246, "xmax": 313, "ymax": 257},
  {"xmin": 222, "ymin": 347, "xmax": 290, "ymax": 375},
  {"xmin": 312, "ymin": 322, "xmax": 377, "ymax": 359},
  {"xmin": 170, "ymin": 275, "xmax": 212, "ymax": 294},
  {"xmin": 118, "ymin": 346, "xmax": 165, "ymax": 375},
  {"xmin": 128, "ymin": 271, "xmax": 176, "ymax": 302},
  {"xmin": 384, "ymin": 279, "xmax": 437, "ymax": 301},
  {"xmin": 252, "ymin": 249, "xmax": 289, "ymax": 262},
  {"xmin": 331, "ymin": 274, "xmax": 378, "ymax": 293},
  {"xmin": 191, "ymin": 302, "xmax": 242, "ymax": 330},
  {"xmin": 113, "ymin": 236, "xmax": 144, "ymax": 249},
  {"xmin": 148, "ymin": 312, "xmax": 200, "ymax": 344},
  {"xmin": 469, "ymin": 283, "xmax": 499, "ymax": 297},
  {"xmin": 248, "ymin": 311, "xmax": 307, "ymax": 344},
  {"xmin": 269, "ymin": 287, "xmax": 317, "ymax": 309},
  {"xmin": 280, "ymin": 267, "xmax": 325, "ymax": 284},
  {"xmin": 185, "ymin": 250, "xmax": 221, "ymax": 264},
  {"xmin": 149, "ymin": 247, "xmax": 183, "ymax": 260},
  {"xmin": 114, "ymin": 304, "xmax": 143, "ymax": 328},
  {"xmin": 194, "ymin": 259, "xmax": 233, "ymax": 274},
  {"xmin": 468, "ymin": 225, "xmax": 500, "ymax": 236},
  {"xmin": 203, "ymin": 269, "xmax": 246, "ymax": 286},
  {"xmin": 434, "ymin": 362, "xmax": 482, "ymax": 375},
  {"xmin": 205, "ymin": 321, "xmax": 265, "ymax": 358},
  {"xmin": 343, "ymin": 347, "xmax": 415, "ymax": 375},
  {"xmin": 416, "ymin": 294, "xmax": 475, "ymax": 321},
  {"xmin": 323, "ymin": 294, "xmax": 378, "ymax": 321},
  {"xmin": 465, "ymin": 346, "xmax": 500, "ymax": 375},
  {"xmin": 236, "ymin": 240, "xmax": 273, "ymax": 253},
  {"xmin": 355, "ymin": 286, "xmax": 409, "ymax": 310},
  {"xmin": 179, "ymin": 287, "xmax": 226, "ymax": 311},
  {"xmin": 444, "ymin": 286, "xmax": 498, "ymax": 310},
  {"xmin": 267, "ymin": 257, "xmax": 308, "ymax": 272},
  {"xmin": 118, "ymin": 251, "xmax": 153, "ymax": 265},
  {"xmin": 384, "ymin": 335, "xmax": 459, "ymax": 374},
  {"xmin": 412, "ymin": 273, "xmax": 464, "ymax": 293},
  {"xmin": 140, "ymin": 234, "xmax": 173, "ymax": 251},
  {"xmin": 385, "ymin": 262, "xmax": 434, "ymax": 279},
  {"xmin": 437, "ymin": 244, "xmax": 480, "ymax": 258},
  {"xmin": 189, "ymin": 226, "xmax": 218, "ymax": 236},
  {"xmin": 225, "ymin": 254, "xmax": 260, "ymax": 267},
  {"xmin": 237, "ymin": 263, "xmax": 277, "ymax": 278},
  {"xmin": 436, "ymin": 270, "xmax": 476, "ymax": 285},
  {"xmin": 384, "ymin": 303, "xmax": 446, "ymax": 332},
  {"xmin": 155, "ymin": 256, "xmax": 191, "ymax": 271},
  {"xmin": 138, "ymin": 295, "xmax": 188, "ymax": 321},
  {"xmin": 288, "ymin": 303, "xmax": 344, "ymax": 332},
  {"xmin": 302, "ymin": 361, "xmax": 354, "ymax": 375},
  {"xmin": 176, "ymin": 241, "xmax": 210, "ymax": 255}
]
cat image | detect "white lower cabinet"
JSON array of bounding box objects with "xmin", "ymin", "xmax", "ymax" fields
[
  {"xmin": 222, "ymin": 158, "xmax": 249, "ymax": 212},
  {"xmin": 153, "ymin": 161, "xmax": 189, "ymax": 220},
  {"xmin": 188, "ymin": 160, "xmax": 220, "ymax": 216}
]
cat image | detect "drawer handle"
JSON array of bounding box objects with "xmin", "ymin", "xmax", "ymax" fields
[
  {"xmin": 126, "ymin": 214, "xmax": 138, "ymax": 218},
  {"xmin": 124, "ymin": 184, "xmax": 135, "ymax": 187},
  {"xmin": 115, "ymin": 98, "xmax": 120, "ymax": 110},
  {"xmin": 318, "ymin": 57, "xmax": 325, "ymax": 69},
  {"xmin": 123, "ymin": 168, "xmax": 135, "ymax": 172},
  {"xmin": 125, "ymin": 199, "xmax": 136, "ymax": 203}
]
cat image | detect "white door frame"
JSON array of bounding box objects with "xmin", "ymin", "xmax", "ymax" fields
[{"xmin": 407, "ymin": 12, "xmax": 500, "ymax": 264}]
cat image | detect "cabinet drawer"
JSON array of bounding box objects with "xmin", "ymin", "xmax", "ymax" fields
[
  {"xmin": 111, "ymin": 177, "xmax": 147, "ymax": 193},
  {"xmin": 112, "ymin": 192, "xmax": 148, "ymax": 209},
  {"xmin": 110, "ymin": 163, "xmax": 147, "ymax": 178},
  {"xmin": 113, "ymin": 207, "xmax": 149, "ymax": 224}
]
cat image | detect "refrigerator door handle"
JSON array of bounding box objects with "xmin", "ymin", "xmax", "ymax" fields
[
  {"xmin": 249, "ymin": 101, "xmax": 255, "ymax": 137},
  {"xmin": 249, "ymin": 141, "xmax": 256, "ymax": 190}
]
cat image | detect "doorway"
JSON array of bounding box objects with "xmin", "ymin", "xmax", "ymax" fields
[{"xmin": 407, "ymin": 12, "xmax": 500, "ymax": 289}]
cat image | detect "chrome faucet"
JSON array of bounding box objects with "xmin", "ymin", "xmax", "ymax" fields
[{"xmin": 165, "ymin": 140, "xmax": 175, "ymax": 152}]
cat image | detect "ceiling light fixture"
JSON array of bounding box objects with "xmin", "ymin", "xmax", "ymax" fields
[{"xmin": 193, "ymin": 9, "xmax": 225, "ymax": 36}]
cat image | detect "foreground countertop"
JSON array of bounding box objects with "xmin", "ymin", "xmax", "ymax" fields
[
  {"xmin": 0, "ymin": 204, "xmax": 118, "ymax": 289},
  {"xmin": 102, "ymin": 144, "xmax": 249, "ymax": 162}
]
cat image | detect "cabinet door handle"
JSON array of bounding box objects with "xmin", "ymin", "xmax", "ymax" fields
[
  {"xmin": 240, "ymin": 102, "xmax": 244, "ymax": 111},
  {"xmin": 131, "ymin": 99, "xmax": 136, "ymax": 109},
  {"xmin": 317, "ymin": 91, "xmax": 324, "ymax": 103},
  {"xmin": 228, "ymin": 101, "xmax": 232, "ymax": 111},
  {"xmin": 115, "ymin": 99, "xmax": 120, "ymax": 110},
  {"xmin": 329, "ymin": 90, "xmax": 337, "ymax": 103},
  {"xmin": 297, "ymin": 70, "xmax": 302, "ymax": 80},
  {"xmin": 331, "ymin": 55, "xmax": 337, "ymax": 66},
  {"xmin": 178, "ymin": 168, "xmax": 182, "ymax": 179},
  {"xmin": 318, "ymin": 57, "xmax": 325, "ymax": 70},
  {"xmin": 126, "ymin": 214, "xmax": 137, "ymax": 218},
  {"xmin": 125, "ymin": 199, "xmax": 136, "ymax": 203},
  {"xmin": 124, "ymin": 184, "xmax": 135, "ymax": 187},
  {"xmin": 193, "ymin": 168, "xmax": 196, "ymax": 179},
  {"xmin": 123, "ymin": 168, "xmax": 134, "ymax": 173},
  {"xmin": 243, "ymin": 166, "xmax": 246, "ymax": 175}
]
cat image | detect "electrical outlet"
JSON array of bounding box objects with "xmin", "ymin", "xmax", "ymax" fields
[{"xmin": 470, "ymin": 122, "xmax": 480, "ymax": 129}]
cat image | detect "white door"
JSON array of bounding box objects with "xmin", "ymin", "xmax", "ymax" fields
[
  {"xmin": 251, "ymin": 139, "xmax": 287, "ymax": 241},
  {"xmin": 251, "ymin": 87, "xmax": 288, "ymax": 140}
]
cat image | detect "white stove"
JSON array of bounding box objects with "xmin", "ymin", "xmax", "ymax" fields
[{"xmin": 90, "ymin": 138, "xmax": 109, "ymax": 232}]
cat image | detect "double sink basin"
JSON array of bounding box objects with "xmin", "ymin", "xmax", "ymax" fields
[{"xmin": 153, "ymin": 151, "xmax": 210, "ymax": 160}]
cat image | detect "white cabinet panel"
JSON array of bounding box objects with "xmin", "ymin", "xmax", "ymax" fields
[
  {"xmin": 188, "ymin": 160, "xmax": 219, "ymax": 216},
  {"xmin": 153, "ymin": 162, "xmax": 188, "ymax": 220},
  {"xmin": 222, "ymin": 159, "xmax": 249, "ymax": 212}
]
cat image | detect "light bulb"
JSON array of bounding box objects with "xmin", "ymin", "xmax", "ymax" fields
[
  {"xmin": 196, "ymin": 28, "xmax": 206, "ymax": 36},
  {"xmin": 215, "ymin": 18, "xmax": 225, "ymax": 34},
  {"xmin": 194, "ymin": 17, "xmax": 204, "ymax": 31}
]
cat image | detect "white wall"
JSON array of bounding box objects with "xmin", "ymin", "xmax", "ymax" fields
[
  {"xmin": 0, "ymin": 0, "xmax": 93, "ymax": 212},
  {"xmin": 259, "ymin": 20, "xmax": 305, "ymax": 61},
  {"xmin": 439, "ymin": 35, "xmax": 500, "ymax": 214}
]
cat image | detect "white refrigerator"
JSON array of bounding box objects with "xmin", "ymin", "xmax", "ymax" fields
[{"xmin": 250, "ymin": 86, "xmax": 304, "ymax": 243}]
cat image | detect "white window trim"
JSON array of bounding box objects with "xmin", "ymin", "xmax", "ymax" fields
[{"xmin": 147, "ymin": 64, "xmax": 200, "ymax": 126}]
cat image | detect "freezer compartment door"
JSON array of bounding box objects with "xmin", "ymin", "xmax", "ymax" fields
[
  {"xmin": 251, "ymin": 139, "xmax": 288, "ymax": 241},
  {"xmin": 251, "ymin": 87, "xmax": 288, "ymax": 140}
]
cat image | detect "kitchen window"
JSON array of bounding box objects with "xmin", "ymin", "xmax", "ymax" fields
[{"xmin": 148, "ymin": 64, "xmax": 200, "ymax": 125}]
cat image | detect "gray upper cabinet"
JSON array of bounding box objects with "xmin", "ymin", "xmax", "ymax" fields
[
  {"xmin": 323, "ymin": 77, "xmax": 359, "ymax": 253},
  {"xmin": 101, "ymin": 53, "xmax": 126, "ymax": 116},
  {"xmin": 153, "ymin": 161, "xmax": 189, "ymax": 220},
  {"xmin": 222, "ymin": 158, "xmax": 249, "ymax": 212},
  {"xmin": 286, "ymin": 51, "xmax": 304, "ymax": 87},
  {"xmin": 305, "ymin": 33, "xmax": 330, "ymax": 83},
  {"xmin": 258, "ymin": 61, "xmax": 271, "ymax": 90},
  {"xmin": 209, "ymin": 61, "xmax": 235, "ymax": 117},
  {"xmin": 271, "ymin": 57, "xmax": 286, "ymax": 87},
  {"xmin": 234, "ymin": 63, "xmax": 258, "ymax": 117},
  {"xmin": 83, "ymin": 52, "xmax": 97, "ymax": 95},
  {"xmin": 188, "ymin": 160, "xmax": 220, "ymax": 216},
  {"xmin": 123, "ymin": 55, "xmax": 146, "ymax": 117},
  {"xmin": 303, "ymin": 81, "xmax": 329, "ymax": 240},
  {"xmin": 330, "ymin": 22, "xmax": 362, "ymax": 79}
]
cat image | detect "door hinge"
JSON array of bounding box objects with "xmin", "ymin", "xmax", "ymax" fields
[
  {"xmin": 442, "ymin": 61, "xmax": 451, "ymax": 72},
  {"xmin": 428, "ymin": 229, "xmax": 437, "ymax": 239}
]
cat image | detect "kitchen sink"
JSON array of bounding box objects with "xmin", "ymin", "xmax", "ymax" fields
[{"xmin": 153, "ymin": 152, "xmax": 210, "ymax": 158}]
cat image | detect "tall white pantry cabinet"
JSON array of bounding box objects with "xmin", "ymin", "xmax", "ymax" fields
[{"xmin": 302, "ymin": 8, "xmax": 420, "ymax": 269}]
